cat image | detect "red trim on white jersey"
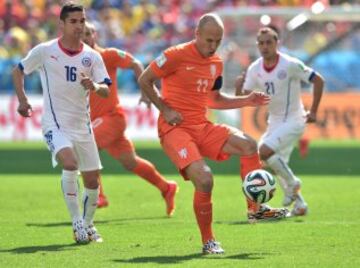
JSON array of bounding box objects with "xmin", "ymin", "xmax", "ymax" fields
[
  {"xmin": 58, "ymin": 39, "xmax": 84, "ymax": 57},
  {"xmin": 263, "ymin": 53, "xmax": 280, "ymax": 73}
]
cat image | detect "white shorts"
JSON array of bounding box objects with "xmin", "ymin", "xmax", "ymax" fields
[
  {"xmin": 259, "ymin": 119, "xmax": 305, "ymax": 163},
  {"xmin": 43, "ymin": 128, "xmax": 102, "ymax": 172}
]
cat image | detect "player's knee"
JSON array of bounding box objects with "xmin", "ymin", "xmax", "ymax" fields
[
  {"xmin": 192, "ymin": 167, "xmax": 214, "ymax": 192},
  {"xmin": 85, "ymin": 179, "xmax": 99, "ymax": 189},
  {"xmin": 196, "ymin": 177, "xmax": 213, "ymax": 192},
  {"xmin": 62, "ymin": 160, "xmax": 78, "ymax": 171},
  {"xmin": 82, "ymin": 171, "xmax": 100, "ymax": 189}
]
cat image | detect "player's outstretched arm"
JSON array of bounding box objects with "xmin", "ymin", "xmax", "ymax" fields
[
  {"xmin": 12, "ymin": 66, "xmax": 32, "ymax": 117},
  {"xmin": 129, "ymin": 59, "xmax": 151, "ymax": 108},
  {"xmin": 234, "ymin": 71, "xmax": 250, "ymax": 96},
  {"xmin": 207, "ymin": 90, "xmax": 270, "ymax": 110}
]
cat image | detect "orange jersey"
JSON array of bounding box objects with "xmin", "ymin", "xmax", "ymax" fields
[
  {"xmin": 149, "ymin": 41, "xmax": 223, "ymax": 135},
  {"xmin": 90, "ymin": 46, "xmax": 134, "ymax": 120}
]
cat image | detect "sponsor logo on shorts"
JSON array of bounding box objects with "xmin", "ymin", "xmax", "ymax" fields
[{"xmin": 44, "ymin": 130, "xmax": 55, "ymax": 153}]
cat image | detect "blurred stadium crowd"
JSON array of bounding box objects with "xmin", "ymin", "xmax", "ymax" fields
[{"xmin": 0, "ymin": 0, "xmax": 359, "ymax": 94}]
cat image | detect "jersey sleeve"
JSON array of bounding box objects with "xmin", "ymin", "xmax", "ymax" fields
[
  {"xmin": 243, "ymin": 63, "xmax": 258, "ymax": 91},
  {"xmin": 19, "ymin": 44, "xmax": 44, "ymax": 75},
  {"xmin": 290, "ymin": 58, "xmax": 315, "ymax": 83},
  {"xmin": 212, "ymin": 60, "xmax": 224, "ymax": 90},
  {"xmin": 108, "ymin": 48, "xmax": 134, "ymax": 69},
  {"xmin": 91, "ymin": 51, "xmax": 111, "ymax": 85},
  {"xmin": 149, "ymin": 47, "xmax": 181, "ymax": 78}
]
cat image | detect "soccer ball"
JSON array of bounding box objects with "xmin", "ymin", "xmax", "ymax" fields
[{"xmin": 242, "ymin": 169, "xmax": 276, "ymax": 204}]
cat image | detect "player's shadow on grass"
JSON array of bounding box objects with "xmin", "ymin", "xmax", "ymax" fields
[
  {"xmin": 113, "ymin": 252, "xmax": 269, "ymax": 264},
  {"xmin": 0, "ymin": 243, "xmax": 78, "ymax": 254},
  {"xmin": 215, "ymin": 218, "xmax": 291, "ymax": 225},
  {"xmin": 214, "ymin": 220, "xmax": 250, "ymax": 225},
  {"xmin": 26, "ymin": 216, "xmax": 166, "ymax": 228},
  {"xmin": 26, "ymin": 222, "xmax": 72, "ymax": 228}
]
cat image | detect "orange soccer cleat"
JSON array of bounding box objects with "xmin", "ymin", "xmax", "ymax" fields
[
  {"xmin": 163, "ymin": 181, "xmax": 179, "ymax": 217},
  {"xmin": 97, "ymin": 194, "xmax": 109, "ymax": 208},
  {"xmin": 299, "ymin": 138, "xmax": 309, "ymax": 158}
]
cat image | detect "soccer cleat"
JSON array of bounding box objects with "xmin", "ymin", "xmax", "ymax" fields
[
  {"xmin": 283, "ymin": 179, "xmax": 301, "ymax": 207},
  {"xmin": 299, "ymin": 138, "xmax": 309, "ymax": 158},
  {"xmin": 97, "ymin": 194, "xmax": 109, "ymax": 208},
  {"xmin": 291, "ymin": 202, "xmax": 308, "ymax": 216},
  {"xmin": 202, "ymin": 240, "xmax": 225, "ymax": 255},
  {"xmin": 73, "ymin": 220, "xmax": 90, "ymax": 244},
  {"xmin": 248, "ymin": 204, "xmax": 290, "ymax": 223},
  {"xmin": 86, "ymin": 224, "xmax": 103, "ymax": 243},
  {"xmin": 163, "ymin": 181, "xmax": 178, "ymax": 217}
]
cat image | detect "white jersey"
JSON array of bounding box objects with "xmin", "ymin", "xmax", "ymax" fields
[
  {"xmin": 244, "ymin": 52, "xmax": 315, "ymax": 123},
  {"xmin": 20, "ymin": 39, "xmax": 110, "ymax": 140}
]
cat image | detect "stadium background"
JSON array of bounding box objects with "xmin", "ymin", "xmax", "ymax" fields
[
  {"xmin": 1, "ymin": 0, "xmax": 360, "ymax": 143},
  {"xmin": 0, "ymin": 0, "xmax": 359, "ymax": 174},
  {"xmin": 1, "ymin": 2, "xmax": 360, "ymax": 267}
]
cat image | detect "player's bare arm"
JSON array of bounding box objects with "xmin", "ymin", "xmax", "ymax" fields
[
  {"xmin": 207, "ymin": 90, "xmax": 270, "ymax": 109},
  {"xmin": 306, "ymin": 73, "xmax": 324, "ymax": 123},
  {"xmin": 234, "ymin": 71, "xmax": 248, "ymax": 96},
  {"xmin": 12, "ymin": 66, "xmax": 32, "ymax": 117},
  {"xmin": 129, "ymin": 58, "xmax": 151, "ymax": 108},
  {"xmin": 80, "ymin": 72, "xmax": 109, "ymax": 98},
  {"xmin": 138, "ymin": 67, "xmax": 183, "ymax": 126}
]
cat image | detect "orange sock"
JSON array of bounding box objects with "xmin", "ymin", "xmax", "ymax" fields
[
  {"xmin": 98, "ymin": 175, "xmax": 106, "ymax": 197},
  {"xmin": 132, "ymin": 157, "xmax": 169, "ymax": 193},
  {"xmin": 240, "ymin": 153, "xmax": 262, "ymax": 213},
  {"xmin": 194, "ymin": 191, "xmax": 214, "ymax": 244}
]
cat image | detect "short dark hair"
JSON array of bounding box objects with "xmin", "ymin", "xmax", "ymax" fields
[{"xmin": 60, "ymin": 2, "xmax": 84, "ymax": 21}]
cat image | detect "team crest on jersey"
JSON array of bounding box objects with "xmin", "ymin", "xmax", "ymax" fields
[
  {"xmin": 81, "ymin": 57, "xmax": 92, "ymax": 67},
  {"xmin": 277, "ymin": 70, "xmax": 287, "ymax": 80},
  {"xmin": 155, "ymin": 53, "xmax": 167, "ymax": 68},
  {"xmin": 210, "ymin": 64, "xmax": 216, "ymax": 78}
]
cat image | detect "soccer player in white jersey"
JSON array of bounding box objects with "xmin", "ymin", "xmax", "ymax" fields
[
  {"xmin": 12, "ymin": 3, "xmax": 111, "ymax": 243},
  {"xmin": 236, "ymin": 27, "xmax": 324, "ymax": 216}
]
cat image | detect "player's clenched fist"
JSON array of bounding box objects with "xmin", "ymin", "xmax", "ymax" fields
[
  {"xmin": 17, "ymin": 100, "xmax": 32, "ymax": 117},
  {"xmin": 80, "ymin": 72, "xmax": 97, "ymax": 91}
]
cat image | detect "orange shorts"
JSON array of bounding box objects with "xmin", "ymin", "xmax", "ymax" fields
[
  {"xmin": 160, "ymin": 122, "xmax": 236, "ymax": 180},
  {"xmin": 92, "ymin": 112, "xmax": 134, "ymax": 159}
]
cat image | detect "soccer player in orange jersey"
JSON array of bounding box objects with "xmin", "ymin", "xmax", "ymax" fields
[
  {"xmin": 139, "ymin": 13, "xmax": 289, "ymax": 254},
  {"xmin": 82, "ymin": 22, "xmax": 178, "ymax": 216}
]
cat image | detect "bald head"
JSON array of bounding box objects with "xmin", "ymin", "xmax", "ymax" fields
[
  {"xmin": 82, "ymin": 21, "xmax": 97, "ymax": 47},
  {"xmin": 197, "ymin": 13, "xmax": 224, "ymax": 32},
  {"xmin": 195, "ymin": 13, "xmax": 224, "ymax": 58}
]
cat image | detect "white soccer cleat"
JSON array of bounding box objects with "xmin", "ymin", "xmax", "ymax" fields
[
  {"xmin": 73, "ymin": 220, "xmax": 90, "ymax": 244},
  {"xmin": 291, "ymin": 202, "xmax": 308, "ymax": 216},
  {"xmin": 86, "ymin": 224, "xmax": 103, "ymax": 243},
  {"xmin": 202, "ymin": 240, "xmax": 225, "ymax": 254},
  {"xmin": 283, "ymin": 179, "xmax": 301, "ymax": 207}
]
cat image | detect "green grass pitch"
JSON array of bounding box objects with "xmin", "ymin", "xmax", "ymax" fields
[{"xmin": 0, "ymin": 140, "xmax": 360, "ymax": 267}]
